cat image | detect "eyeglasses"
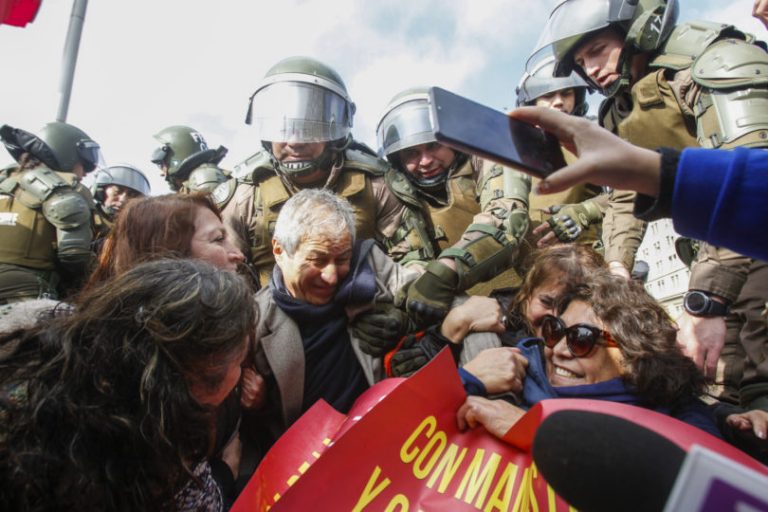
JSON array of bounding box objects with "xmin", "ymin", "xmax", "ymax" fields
[{"xmin": 540, "ymin": 314, "xmax": 618, "ymax": 357}]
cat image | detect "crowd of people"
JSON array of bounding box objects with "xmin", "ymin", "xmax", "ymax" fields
[{"xmin": 2, "ymin": 0, "xmax": 768, "ymax": 510}]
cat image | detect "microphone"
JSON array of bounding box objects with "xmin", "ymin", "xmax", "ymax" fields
[{"xmin": 532, "ymin": 410, "xmax": 686, "ymax": 512}]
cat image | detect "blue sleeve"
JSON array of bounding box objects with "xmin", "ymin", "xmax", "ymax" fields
[
  {"xmin": 458, "ymin": 367, "xmax": 487, "ymax": 396},
  {"xmin": 673, "ymin": 147, "xmax": 768, "ymax": 261}
]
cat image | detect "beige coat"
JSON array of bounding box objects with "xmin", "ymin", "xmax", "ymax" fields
[{"xmin": 251, "ymin": 244, "xmax": 417, "ymax": 431}]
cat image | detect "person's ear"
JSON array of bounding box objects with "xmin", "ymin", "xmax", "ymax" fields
[{"xmin": 272, "ymin": 239, "xmax": 283, "ymax": 258}]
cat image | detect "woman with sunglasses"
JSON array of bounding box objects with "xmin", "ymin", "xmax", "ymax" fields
[
  {"xmin": 388, "ymin": 244, "xmax": 607, "ymax": 379},
  {"xmin": 457, "ymin": 271, "xmax": 721, "ymax": 439}
]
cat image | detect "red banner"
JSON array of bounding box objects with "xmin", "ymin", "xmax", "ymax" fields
[{"xmin": 233, "ymin": 350, "xmax": 767, "ymax": 512}]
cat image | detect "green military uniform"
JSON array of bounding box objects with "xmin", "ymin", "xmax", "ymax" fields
[
  {"xmin": 526, "ymin": 148, "xmax": 608, "ymax": 255},
  {"xmin": 91, "ymin": 204, "xmax": 113, "ymax": 255},
  {"xmin": 385, "ymin": 154, "xmax": 531, "ymax": 294},
  {"xmin": 515, "ymin": 55, "xmax": 608, "ymax": 257},
  {"xmin": 216, "ymin": 147, "xmax": 413, "ymax": 287},
  {"xmin": 598, "ymin": 23, "xmax": 768, "ymax": 406},
  {"xmin": 0, "ymin": 166, "xmax": 93, "ymax": 303}
]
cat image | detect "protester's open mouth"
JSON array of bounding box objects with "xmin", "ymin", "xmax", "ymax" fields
[{"xmin": 553, "ymin": 365, "xmax": 581, "ymax": 380}]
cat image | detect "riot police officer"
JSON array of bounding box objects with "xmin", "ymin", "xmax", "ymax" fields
[
  {"xmin": 376, "ymin": 87, "xmax": 529, "ymax": 305},
  {"xmin": 215, "ymin": 56, "xmax": 424, "ymax": 287},
  {"xmin": 0, "ymin": 122, "xmax": 100, "ymax": 303},
  {"xmin": 151, "ymin": 125, "xmax": 230, "ymax": 193},
  {"xmin": 91, "ymin": 164, "xmax": 151, "ymax": 247},
  {"xmin": 534, "ymin": 0, "xmax": 768, "ymax": 410},
  {"xmin": 516, "ymin": 55, "xmax": 608, "ymax": 250}
]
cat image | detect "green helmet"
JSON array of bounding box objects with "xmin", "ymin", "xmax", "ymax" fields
[
  {"xmin": 150, "ymin": 125, "xmax": 229, "ymax": 190},
  {"xmin": 245, "ymin": 56, "xmax": 356, "ymax": 180},
  {"xmin": 516, "ymin": 55, "xmax": 590, "ymax": 116},
  {"xmin": 529, "ymin": 0, "xmax": 679, "ymax": 97},
  {"xmin": 0, "ymin": 121, "xmax": 103, "ymax": 173}
]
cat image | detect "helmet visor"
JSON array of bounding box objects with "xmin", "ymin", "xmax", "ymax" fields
[
  {"xmin": 251, "ymin": 81, "xmax": 353, "ymax": 143},
  {"xmin": 527, "ymin": 0, "xmax": 612, "ymax": 73},
  {"xmin": 97, "ymin": 166, "xmax": 151, "ymax": 196},
  {"xmin": 77, "ymin": 140, "xmax": 106, "ymax": 174},
  {"xmin": 377, "ymin": 100, "xmax": 436, "ymax": 157}
]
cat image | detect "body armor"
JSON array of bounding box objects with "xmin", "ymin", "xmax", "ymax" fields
[{"xmin": 0, "ymin": 166, "xmax": 93, "ymax": 301}]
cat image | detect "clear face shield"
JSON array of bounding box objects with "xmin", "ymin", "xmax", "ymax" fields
[
  {"xmin": 376, "ymin": 97, "xmax": 437, "ymax": 158},
  {"xmin": 76, "ymin": 140, "xmax": 106, "ymax": 174},
  {"xmin": 527, "ymin": 0, "xmax": 613, "ymax": 75},
  {"xmin": 97, "ymin": 165, "xmax": 151, "ymax": 196},
  {"xmin": 251, "ymin": 81, "xmax": 354, "ymax": 144},
  {"xmin": 517, "ymin": 56, "xmax": 590, "ymax": 108}
]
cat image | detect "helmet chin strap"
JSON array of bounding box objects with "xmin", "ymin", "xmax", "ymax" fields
[
  {"xmin": 405, "ymin": 152, "xmax": 467, "ymax": 196},
  {"xmin": 266, "ymin": 136, "xmax": 350, "ymax": 184},
  {"xmin": 598, "ymin": 46, "xmax": 635, "ymax": 98}
]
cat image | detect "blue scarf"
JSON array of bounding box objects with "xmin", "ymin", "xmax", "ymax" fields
[{"xmin": 270, "ymin": 239, "xmax": 377, "ymax": 413}]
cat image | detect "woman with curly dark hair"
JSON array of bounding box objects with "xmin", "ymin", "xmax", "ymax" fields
[
  {"xmin": 0, "ymin": 259, "xmax": 255, "ymax": 511},
  {"xmin": 457, "ymin": 270, "xmax": 720, "ymax": 439}
]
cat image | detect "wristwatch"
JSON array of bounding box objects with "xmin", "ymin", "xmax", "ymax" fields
[{"xmin": 683, "ymin": 291, "xmax": 730, "ymax": 317}]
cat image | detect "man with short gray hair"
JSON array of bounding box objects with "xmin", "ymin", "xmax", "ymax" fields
[{"xmin": 249, "ymin": 188, "xmax": 417, "ymax": 439}]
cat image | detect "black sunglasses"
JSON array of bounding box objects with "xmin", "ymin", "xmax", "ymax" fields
[{"xmin": 540, "ymin": 314, "xmax": 618, "ymax": 358}]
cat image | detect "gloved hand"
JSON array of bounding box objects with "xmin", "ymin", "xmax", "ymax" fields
[
  {"xmin": 352, "ymin": 303, "xmax": 414, "ymax": 356},
  {"xmin": 545, "ymin": 200, "xmax": 602, "ymax": 243},
  {"xmin": 389, "ymin": 332, "xmax": 450, "ymax": 377},
  {"xmin": 403, "ymin": 260, "xmax": 458, "ymax": 327}
]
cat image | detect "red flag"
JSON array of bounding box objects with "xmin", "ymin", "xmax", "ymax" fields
[{"xmin": 1, "ymin": 0, "xmax": 42, "ymax": 28}]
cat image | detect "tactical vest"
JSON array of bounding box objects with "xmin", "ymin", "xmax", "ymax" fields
[
  {"xmin": 0, "ymin": 168, "xmax": 87, "ymax": 271},
  {"xmin": 600, "ymin": 21, "xmax": 761, "ymax": 151},
  {"xmin": 384, "ymin": 158, "xmax": 481, "ymax": 265},
  {"xmin": 427, "ymin": 171, "xmax": 481, "ymax": 252},
  {"xmin": 244, "ymin": 150, "xmax": 383, "ymax": 286}
]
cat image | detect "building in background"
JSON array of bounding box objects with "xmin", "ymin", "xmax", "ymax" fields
[{"xmin": 637, "ymin": 219, "xmax": 690, "ymax": 319}]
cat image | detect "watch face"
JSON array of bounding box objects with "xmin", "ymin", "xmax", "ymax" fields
[{"xmin": 686, "ymin": 292, "xmax": 707, "ymax": 313}]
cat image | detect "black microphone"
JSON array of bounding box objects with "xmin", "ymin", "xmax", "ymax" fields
[{"xmin": 532, "ymin": 410, "xmax": 686, "ymax": 512}]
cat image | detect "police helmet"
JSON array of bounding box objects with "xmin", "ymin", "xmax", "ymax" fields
[
  {"xmin": 245, "ymin": 56, "xmax": 356, "ymax": 180},
  {"xmin": 0, "ymin": 122, "xmax": 103, "ymax": 173},
  {"xmin": 528, "ymin": 0, "xmax": 679, "ymax": 96},
  {"xmin": 516, "ymin": 55, "xmax": 590, "ymax": 116}
]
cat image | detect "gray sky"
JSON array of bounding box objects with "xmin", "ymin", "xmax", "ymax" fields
[{"xmin": 0, "ymin": 0, "xmax": 763, "ymax": 194}]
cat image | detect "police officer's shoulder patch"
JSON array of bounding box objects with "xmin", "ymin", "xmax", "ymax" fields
[
  {"xmin": 0, "ymin": 212, "xmax": 19, "ymax": 226},
  {"xmin": 212, "ymin": 178, "xmax": 237, "ymax": 209}
]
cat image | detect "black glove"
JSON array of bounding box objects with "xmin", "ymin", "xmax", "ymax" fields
[
  {"xmin": 389, "ymin": 329, "xmax": 460, "ymax": 377},
  {"xmin": 352, "ymin": 303, "xmax": 414, "ymax": 356}
]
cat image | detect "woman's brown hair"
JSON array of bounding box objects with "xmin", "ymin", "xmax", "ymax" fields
[
  {"xmin": 509, "ymin": 244, "xmax": 607, "ymax": 332},
  {"xmin": 85, "ymin": 193, "xmax": 221, "ymax": 289}
]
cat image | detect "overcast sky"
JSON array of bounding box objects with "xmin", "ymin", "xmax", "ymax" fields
[{"xmin": 0, "ymin": 0, "xmax": 763, "ymax": 193}]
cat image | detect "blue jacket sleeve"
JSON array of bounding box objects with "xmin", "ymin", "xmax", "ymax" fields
[{"xmin": 673, "ymin": 147, "xmax": 768, "ymax": 261}]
